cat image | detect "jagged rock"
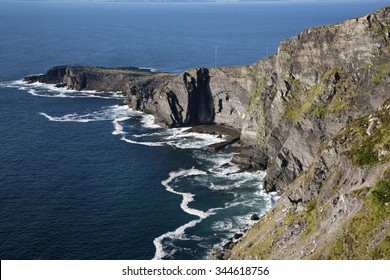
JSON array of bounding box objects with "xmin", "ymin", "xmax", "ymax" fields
[{"xmin": 231, "ymin": 149, "xmax": 268, "ymax": 170}]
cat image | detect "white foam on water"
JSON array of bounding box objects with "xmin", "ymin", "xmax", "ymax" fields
[
  {"xmin": 209, "ymin": 182, "xmax": 242, "ymax": 191},
  {"xmin": 39, "ymin": 112, "xmax": 92, "ymax": 123},
  {"xmin": 0, "ymin": 80, "xmax": 24, "ymax": 88},
  {"xmin": 121, "ymin": 136, "xmax": 166, "ymax": 147},
  {"xmin": 161, "ymin": 168, "xmax": 209, "ymax": 218},
  {"xmin": 165, "ymin": 129, "xmax": 225, "ymax": 149},
  {"xmin": 3, "ymin": 79, "xmax": 124, "ymax": 99},
  {"xmin": 211, "ymin": 220, "xmax": 234, "ymax": 232},
  {"xmin": 39, "ymin": 105, "xmax": 132, "ymax": 123},
  {"xmin": 112, "ymin": 120, "xmax": 124, "ymax": 135},
  {"xmin": 152, "ymin": 218, "xmax": 202, "ymax": 260},
  {"xmin": 140, "ymin": 114, "xmax": 161, "ymax": 129},
  {"xmin": 213, "ymin": 170, "xmax": 266, "ymax": 182},
  {"xmin": 128, "ymin": 126, "xmax": 226, "ymax": 150},
  {"xmin": 138, "ymin": 67, "xmax": 158, "ymax": 73},
  {"xmin": 132, "ymin": 132, "xmax": 165, "ymax": 138},
  {"xmin": 193, "ymin": 150, "xmax": 238, "ymax": 169},
  {"xmin": 153, "ymin": 167, "xmax": 230, "ymax": 259},
  {"xmin": 112, "ymin": 117, "xmax": 130, "ymax": 135}
]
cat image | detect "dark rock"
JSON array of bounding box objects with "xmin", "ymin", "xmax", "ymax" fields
[
  {"xmin": 223, "ymin": 241, "xmax": 236, "ymax": 250},
  {"xmin": 231, "ymin": 149, "xmax": 268, "ymax": 170},
  {"xmin": 234, "ymin": 233, "xmax": 243, "ymax": 239},
  {"xmin": 250, "ymin": 214, "xmax": 260, "ymax": 221},
  {"xmin": 24, "ymin": 65, "xmax": 67, "ymax": 85}
]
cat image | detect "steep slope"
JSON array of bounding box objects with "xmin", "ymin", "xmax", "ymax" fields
[
  {"xmin": 229, "ymin": 6, "xmax": 390, "ymax": 259},
  {"xmin": 123, "ymin": 67, "xmax": 252, "ymax": 129}
]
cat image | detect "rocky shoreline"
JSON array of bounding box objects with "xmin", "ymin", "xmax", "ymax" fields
[
  {"xmin": 24, "ymin": 5, "xmax": 390, "ymax": 259},
  {"xmin": 185, "ymin": 124, "xmax": 241, "ymax": 151}
]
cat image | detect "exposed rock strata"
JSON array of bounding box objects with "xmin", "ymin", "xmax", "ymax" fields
[
  {"xmin": 24, "ymin": 5, "xmax": 390, "ymax": 259},
  {"xmin": 229, "ymin": 6, "xmax": 390, "ymax": 259},
  {"xmin": 26, "ymin": 65, "xmax": 251, "ymax": 130}
]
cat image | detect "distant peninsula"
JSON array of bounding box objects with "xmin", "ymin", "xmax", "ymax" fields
[{"xmin": 25, "ymin": 5, "xmax": 390, "ymax": 259}]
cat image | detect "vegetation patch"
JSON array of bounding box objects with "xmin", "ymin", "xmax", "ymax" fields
[
  {"xmin": 304, "ymin": 200, "xmax": 318, "ymax": 236},
  {"xmin": 283, "ymin": 67, "xmax": 359, "ymax": 121},
  {"xmin": 347, "ymin": 108, "xmax": 390, "ymax": 167},
  {"xmin": 310, "ymin": 73, "xmax": 358, "ymax": 118},
  {"xmin": 370, "ymin": 17, "xmax": 390, "ymax": 42},
  {"xmin": 284, "ymin": 79, "xmax": 317, "ymax": 122},
  {"xmin": 371, "ymin": 61, "xmax": 390, "ymax": 83},
  {"xmin": 249, "ymin": 76, "xmax": 267, "ymax": 110},
  {"xmin": 327, "ymin": 170, "xmax": 390, "ymax": 259},
  {"xmin": 283, "ymin": 199, "xmax": 318, "ymax": 237}
]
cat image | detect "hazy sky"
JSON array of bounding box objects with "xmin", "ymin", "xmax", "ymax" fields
[
  {"xmin": 0, "ymin": 0, "xmax": 377, "ymax": 2},
  {"xmin": 0, "ymin": 0, "xmax": 382, "ymax": 3}
]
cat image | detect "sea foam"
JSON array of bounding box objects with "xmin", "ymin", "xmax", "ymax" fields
[
  {"xmin": 161, "ymin": 168, "xmax": 209, "ymax": 218},
  {"xmin": 2, "ymin": 79, "xmax": 124, "ymax": 99},
  {"xmin": 121, "ymin": 136, "xmax": 166, "ymax": 147},
  {"xmin": 152, "ymin": 219, "xmax": 202, "ymax": 260},
  {"xmin": 39, "ymin": 105, "xmax": 132, "ymax": 123}
]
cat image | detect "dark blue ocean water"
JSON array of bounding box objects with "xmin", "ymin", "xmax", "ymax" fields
[{"xmin": 0, "ymin": 1, "xmax": 388, "ymax": 260}]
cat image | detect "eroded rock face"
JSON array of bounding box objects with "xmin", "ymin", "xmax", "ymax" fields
[
  {"xmin": 25, "ymin": 65, "xmax": 252, "ymax": 130},
  {"xmin": 239, "ymin": 6, "xmax": 390, "ymax": 194},
  {"xmin": 24, "ymin": 65, "xmax": 68, "ymax": 85},
  {"xmin": 229, "ymin": 6, "xmax": 390, "ymax": 259},
  {"xmin": 128, "ymin": 67, "xmax": 252, "ymax": 129}
]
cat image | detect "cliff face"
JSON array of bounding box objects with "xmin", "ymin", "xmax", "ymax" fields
[
  {"xmin": 24, "ymin": 5, "xmax": 390, "ymax": 259},
  {"xmin": 26, "ymin": 65, "xmax": 252, "ymax": 130},
  {"xmin": 239, "ymin": 7, "xmax": 390, "ymax": 195},
  {"xmin": 229, "ymin": 6, "xmax": 390, "ymax": 259},
  {"xmin": 123, "ymin": 67, "xmax": 251, "ymax": 129}
]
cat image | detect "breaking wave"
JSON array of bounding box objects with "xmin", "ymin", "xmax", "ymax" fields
[{"xmin": 1, "ymin": 80, "xmax": 124, "ymax": 99}]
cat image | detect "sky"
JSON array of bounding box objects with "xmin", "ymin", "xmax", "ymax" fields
[
  {"xmin": 0, "ymin": 0, "xmax": 380, "ymax": 1},
  {"xmin": 0, "ymin": 0, "xmax": 382, "ymax": 3}
]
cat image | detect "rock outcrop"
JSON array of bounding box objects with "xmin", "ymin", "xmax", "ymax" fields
[
  {"xmin": 25, "ymin": 65, "xmax": 251, "ymax": 130},
  {"xmin": 24, "ymin": 5, "xmax": 390, "ymax": 259}
]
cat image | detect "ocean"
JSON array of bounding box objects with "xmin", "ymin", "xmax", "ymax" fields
[{"xmin": 0, "ymin": 0, "xmax": 388, "ymax": 260}]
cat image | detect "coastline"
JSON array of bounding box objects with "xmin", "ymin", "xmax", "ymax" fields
[
  {"xmin": 18, "ymin": 4, "xmax": 390, "ymax": 260},
  {"xmin": 185, "ymin": 125, "xmax": 241, "ymax": 151}
]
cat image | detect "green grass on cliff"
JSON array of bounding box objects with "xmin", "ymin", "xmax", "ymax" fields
[
  {"xmin": 371, "ymin": 61, "xmax": 390, "ymax": 83},
  {"xmin": 283, "ymin": 68, "xmax": 359, "ymax": 122},
  {"xmin": 283, "ymin": 78, "xmax": 314, "ymax": 122},
  {"xmin": 285, "ymin": 83, "xmax": 320, "ymax": 122},
  {"xmin": 346, "ymin": 102, "xmax": 390, "ymax": 167},
  {"xmin": 87, "ymin": 66, "xmax": 172, "ymax": 77},
  {"xmin": 310, "ymin": 69, "xmax": 358, "ymax": 118},
  {"xmin": 328, "ymin": 169, "xmax": 390, "ymax": 259}
]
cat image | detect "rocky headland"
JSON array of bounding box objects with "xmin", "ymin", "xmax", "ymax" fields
[{"xmin": 25, "ymin": 5, "xmax": 390, "ymax": 259}]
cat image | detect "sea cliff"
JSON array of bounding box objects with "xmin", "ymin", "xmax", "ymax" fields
[{"xmin": 25, "ymin": 5, "xmax": 390, "ymax": 259}]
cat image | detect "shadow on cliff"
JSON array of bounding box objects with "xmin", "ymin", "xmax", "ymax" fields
[{"xmin": 183, "ymin": 68, "xmax": 215, "ymax": 126}]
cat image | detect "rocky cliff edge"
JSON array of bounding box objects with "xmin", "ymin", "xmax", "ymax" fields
[{"xmin": 230, "ymin": 5, "xmax": 390, "ymax": 259}]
